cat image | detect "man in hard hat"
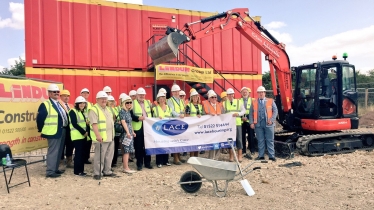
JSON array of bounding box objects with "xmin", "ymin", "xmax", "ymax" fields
[
  {"xmin": 179, "ymin": 90, "xmax": 187, "ymax": 105},
  {"xmin": 131, "ymin": 87, "xmax": 153, "ymax": 171},
  {"xmin": 220, "ymin": 92, "xmax": 227, "ymax": 102},
  {"xmin": 37, "ymin": 84, "xmax": 68, "ymax": 178},
  {"xmin": 202, "ymin": 91, "xmax": 225, "ymax": 159},
  {"xmin": 239, "ymin": 87, "xmax": 255, "ymax": 160},
  {"xmin": 223, "ymin": 88, "xmax": 246, "ymax": 162},
  {"xmin": 59, "ymin": 89, "xmax": 75, "ymax": 168},
  {"xmin": 129, "ymin": 90, "xmax": 137, "ymax": 101},
  {"xmin": 249, "ymin": 86, "xmax": 278, "ymax": 162},
  {"xmin": 167, "ymin": 84, "xmax": 185, "ymax": 165},
  {"xmin": 88, "ymin": 91, "xmax": 116, "ymax": 180},
  {"xmin": 80, "ymin": 88, "xmax": 93, "ymax": 164},
  {"xmin": 103, "ymin": 86, "xmax": 112, "ymax": 96},
  {"xmin": 106, "ymin": 95, "xmax": 120, "ymax": 167}
]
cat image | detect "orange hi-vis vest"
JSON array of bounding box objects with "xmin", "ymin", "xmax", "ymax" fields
[
  {"xmin": 252, "ymin": 98, "xmax": 273, "ymax": 124},
  {"xmin": 202, "ymin": 100, "xmax": 223, "ymax": 115}
]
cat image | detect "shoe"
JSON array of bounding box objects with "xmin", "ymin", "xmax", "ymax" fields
[
  {"xmin": 46, "ymin": 173, "xmax": 61, "ymax": 178},
  {"xmin": 145, "ymin": 165, "xmax": 153, "ymax": 169},
  {"xmin": 173, "ymin": 161, "xmax": 182, "ymax": 165},
  {"xmin": 269, "ymin": 157, "xmax": 277, "ymax": 162},
  {"xmin": 199, "ymin": 151, "xmax": 205, "ymax": 154},
  {"xmin": 103, "ymin": 173, "xmax": 117, "ymax": 177},
  {"xmin": 137, "ymin": 166, "xmax": 142, "ymax": 171},
  {"xmin": 255, "ymin": 157, "xmax": 265, "ymax": 160},
  {"xmin": 75, "ymin": 172, "xmax": 87, "ymax": 177},
  {"xmin": 93, "ymin": 175, "xmax": 101, "ymax": 180},
  {"xmin": 157, "ymin": 164, "xmax": 162, "ymax": 168},
  {"xmin": 123, "ymin": 170, "xmax": 136, "ymax": 174},
  {"xmin": 244, "ymin": 154, "xmax": 253, "ymax": 160},
  {"xmin": 165, "ymin": 163, "xmax": 171, "ymax": 166},
  {"xmin": 55, "ymin": 170, "xmax": 65, "ymax": 174},
  {"xmin": 180, "ymin": 159, "xmax": 186, "ymax": 163},
  {"xmin": 84, "ymin": 160, "xmax": 92, "ymax": 164}
]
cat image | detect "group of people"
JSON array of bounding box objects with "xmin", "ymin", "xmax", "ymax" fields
[{"xmin": 36, "ymin": 83, "xmax": 278, "ymax": 179}]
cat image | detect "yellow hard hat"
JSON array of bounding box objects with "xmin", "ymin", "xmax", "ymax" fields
[
  {"xmin": 220, "ymin": 92, "xmax": 227, "ymax": 98},
  {"xmin": 60, "ymin": 89, "xmax": 70, "ymax": 96},
  {"xmin": 241, "ymin": 87, "xmax": 251, "ymax": 93}
]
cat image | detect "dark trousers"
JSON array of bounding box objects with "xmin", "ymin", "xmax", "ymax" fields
[
  {"xmin": 72, "ymin": 139, "xmax": 85, "ymax": 174},
  {"xmin": 84, "ymin": 140, "xmax": 92, "ymax": 162},
  {"xmin": 134, "ymin": 127, "xmax": 151, "ymax": 168},
  {"xmin": 61, "ymin": 129, "xmax": 74, "ymax": 159},
  {"xmin": 156, "ymin": 154, "xmax": 169, "ymax": 165},
  {"xmin": 112, "ymin": 136, "xmax": 120, "ymax": 166},
  {"xmin": 242, "ymin": 121, "xmax": 255, "ymax": 153}
]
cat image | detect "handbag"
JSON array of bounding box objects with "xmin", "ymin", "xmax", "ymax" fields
[{"xmin": 114, "ymin": 115, "xmax": 125, "ymax": 133}]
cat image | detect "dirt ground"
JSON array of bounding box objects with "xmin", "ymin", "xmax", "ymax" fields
[
  {"xmin": 359, "ymin": 111, "xmax": 374, "ymax": 128},
  {"xmin": 1, "ymin": 149, "xmax": 374, "ymax": 210}
]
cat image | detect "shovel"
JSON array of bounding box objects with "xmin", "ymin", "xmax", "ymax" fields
[{"xmin": 227, "ymin": 138, "xmax": 255, "ymax": 196}]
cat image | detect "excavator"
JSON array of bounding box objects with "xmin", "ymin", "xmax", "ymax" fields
[{"xmin": 147, "ymin": 8, "xmax": 374, "ymax": 157}]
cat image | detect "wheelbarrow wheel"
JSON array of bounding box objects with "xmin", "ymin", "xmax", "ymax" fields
[{"xmin": 180, "ymin": 171, "xmax": 202, "ymax": 193}]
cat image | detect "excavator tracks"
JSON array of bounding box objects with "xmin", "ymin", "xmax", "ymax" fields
[{"xmin": 296, "ymin": 129, "xmax": 374, "ymax": 156}]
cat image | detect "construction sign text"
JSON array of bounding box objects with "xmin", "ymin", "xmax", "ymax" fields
[{"xmin": 156, "ymin": 64, "xmax": 214, "ymax": 83}]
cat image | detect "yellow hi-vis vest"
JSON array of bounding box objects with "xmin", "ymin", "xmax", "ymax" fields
[
  {"xmin": 132, "ymin": 99, "xmax": 152, "ymax": 131},
  {"xmin": 239, "ymin": 97, "xmax": 252, "ymax": 123},
  {"xmin": 188, "ymin": 103, "xmax": 203, "ymax": 117},
  {"xmin": 69, "ymin": 109, "xmax": 86, "ymax": 141},
  {"xmin": 224, "ymin": 99, "xmax": 243, "ymax": 126},
  {"xmin": 89, "ymin": 104, "xmax": 112, "ymax": 142},
  {"xmin": 41, "ymin": 100, "xmax": 59, "ymax": 135},
  {"xmin": 152, "ymin": 105, "xmax": 172, "ymax": 118},
  {"xmin": 168, "ymin": 97, "xmax": 185, "ymax": 114}
]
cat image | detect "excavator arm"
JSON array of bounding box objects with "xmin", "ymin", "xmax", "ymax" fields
[{"xmin": 148, "ymin": 8, "xmax": 292, "ymax": 114}]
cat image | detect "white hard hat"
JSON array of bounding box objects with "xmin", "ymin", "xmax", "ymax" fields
[
  {"xmin": 96, "ymin": 91, "xmax": 108, "ymax": 99},
  {"xmin": 137, "ymin": 87, "xmax": 146, "ymax": 95},
  {"xmin": 241, "ymin": 87, "xmax": 251, "ymax": 92},
  {"xmin": 208, "ymin": 91, "xmax": 217, "ymax": 98},
  {"xmin": 129, "ymin": 90, "xmax": 137, "ymax": 96},
  {"xmin": 171, "ymin": 84, "xmax": 181, "ymax": 92},
  {"xmin": 47, "ymin": 84, "xmax": 60, "ymax": 91},
  {"xmin": 108, "ymin": 95, "xmax": 115, "ymax": 101},
  {"xmin": 207, "ymin": 90, "xmax": 214, "ymax": 95},
  {"xmin": 75, "ymin": 96, "xmax": 86, "ymax": 103},
  {"xmin": 190, "ymin": 91, "xmax": 199, "ymax": 97},
  {"xmin": 158, "ymin": 88, "xmax": 167, "ymax": 94},
  {"xmin": 257, "ymin": 86, "xmax": 266, "ymax": 92},
  {"xmin": 103, "ymin": 86, "xmax": 112, "ymax": 92},
  {"xmin": 119, "ymin": 93, "xmax": 127, "ymax": 99},
  {"xmin": 156, "ymin": 92, "xmax": 166, "ymax": 99},
  {"xmin": 179, "ymin": 90, "xmax": 186, "ymax": 96},
  {"xmin": 226, "ymin": 88, "xmax": 235, "ymax": 94},
  {"xmin": 122, "ymin": 95, "xmax": 132, "ymax": 103},
  {"xmin": 80, "ymin": 88, "xmax": 90, "ymax": 93}
]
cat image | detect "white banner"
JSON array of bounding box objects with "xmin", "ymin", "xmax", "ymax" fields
[{"xmin": 144, "ymin": 114, "xmax": 237, "ymax": 155}]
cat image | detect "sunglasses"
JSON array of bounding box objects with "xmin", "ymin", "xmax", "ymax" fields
[
  {"xmin": 50, "ymin": 91, "xmax": 60, "ymax": 94},
  {"xmin": 125, "ymin": 102, "xmax": 132, "ymax": 104},
  {"xmin": 180, "ymin": 95, "xmax": 185, "ymax": 97},
  {"xmin": 210, "ymin": 96, "xmax": 217, "ymax": 99}
]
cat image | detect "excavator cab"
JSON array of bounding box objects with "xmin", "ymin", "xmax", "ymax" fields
[{"xmin": 293, "ymin": 56, "xmax": 359, "ymax": 129}]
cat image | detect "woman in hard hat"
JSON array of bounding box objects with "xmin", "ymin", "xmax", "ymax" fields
[
  {"xmin": 119, "ymin": 95, "xmax": 137, "ymax": 173},
  {"xmin": 185, "ymin": 90, "xmax": 204, "ymax": 157},
  {"xmin": 80, "ymin": 88, "xmax": 93, "ymax": 164},
  {"xmin": 152, "ymin": 92, "xmax": 172, "ymax": 168},
  {"xmin": 220, "ymin": 91, "xmax": 227, "ymax": 102},
  {"xmin": 69, "ymin": 96, "xmax": 90, "ymax": 176}
]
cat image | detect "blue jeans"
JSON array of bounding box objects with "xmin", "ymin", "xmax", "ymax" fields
[{"xmin": 254, "ymin": 122, "xmax": 275, "ymax": 158}]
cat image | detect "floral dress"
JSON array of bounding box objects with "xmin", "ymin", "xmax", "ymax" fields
[{"xmin": 119, "ymin": 109, "xmax": 135, "ymax": 153}]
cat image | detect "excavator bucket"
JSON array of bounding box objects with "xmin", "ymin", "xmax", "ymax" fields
[{"xmin": 148, "ymin": 32, "xmax": 189, "ymax": 66}]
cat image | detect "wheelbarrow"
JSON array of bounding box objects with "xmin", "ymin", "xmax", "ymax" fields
[{"xmin": 178, "ymin": 138, "xmax": 268, "ymax": 197}]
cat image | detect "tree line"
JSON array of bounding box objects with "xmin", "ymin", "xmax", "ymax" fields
[{"xmin": 0, "ymin": 57, "xmax": 25, "ymax": 77}]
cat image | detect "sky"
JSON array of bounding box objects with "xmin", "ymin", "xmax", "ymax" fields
[{"xmin": 0, "ymin": 0, "xmax": 374, "ymax": 74}]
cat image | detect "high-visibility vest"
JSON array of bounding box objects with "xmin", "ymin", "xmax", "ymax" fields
[
  {"xmin": 132, "ymin": 99, "xmax": 152, "ymax": 131},
  {"xmin": 202, "ymin": 101, "xmax": 223, "ymax": 115},
  {"xmin": 69, "ymin": 109, "xmax": 86, "ymax": 141},
  {"xmin": 239, "ymin": 97, "xmax": 252, "ymax": 123},
  {"xmin": 188, "ymin": 103, "xmax": 203, "ymax": 117},
  {"xmin": 167, "ymin": 97, "xmax": 185, "ymax": 114},
  {"xmin": 252, "ymin": 98, "xmax": 274, "ymax": 124},
  {"xmin": 41, "ymin": 100, "xmax": 59, "ymax": 135},
  {"xmin": 224, "ymin": 99, "xmax": 243, "ymax": 126},
  {"xmin": 89, "ymin": 104, "xmax": 112, "ymax": 142},
  {"xmin": 107, "ymin": 106, "xmax": 117, "ymax": 120},
  {"xmin": 84, "ymin": 102, "xmax": 93, "ymax": 140},
  {"xmin": 152, "ymin": 105, "xmax": 172, "ymax": 118}
]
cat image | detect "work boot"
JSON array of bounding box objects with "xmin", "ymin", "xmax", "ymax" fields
[{"xmin": 66, "ymin": 156, "xmax": 74, "ymax": 168}]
